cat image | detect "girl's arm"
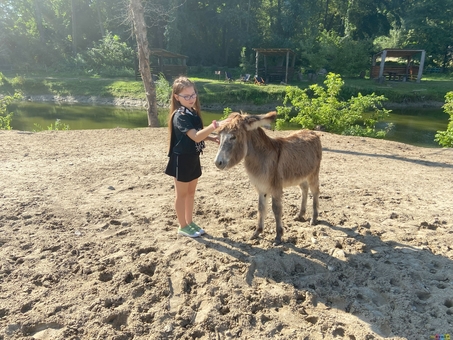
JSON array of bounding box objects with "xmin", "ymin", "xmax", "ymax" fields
[{"xmin": 186, "ymin": 119, "xmax": 228, "ymax": 143}]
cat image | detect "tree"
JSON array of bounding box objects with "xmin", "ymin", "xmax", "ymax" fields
[
  {"xmin": 403, "ymin": 0, "xmax": 453, "ymax": 69},
  {"xmin": 128, "ymin": 0, "xmax": 159, "ymax": 127}
]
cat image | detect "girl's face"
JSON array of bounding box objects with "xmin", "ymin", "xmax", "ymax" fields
[{"xmin": 175, "ymin": 86, "xmax": 197, "ymax": 107}]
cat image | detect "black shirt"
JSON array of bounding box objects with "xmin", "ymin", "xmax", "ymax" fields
[{"xmin": 169, "ymin": 106, "xmax": 205, "ymax": 155}]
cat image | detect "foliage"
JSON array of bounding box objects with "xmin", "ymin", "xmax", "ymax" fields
[
  {"xmin": 33, "ymin": 119, "xmax": 70, "ymax": 132},
  {"xmin": 76, "ymin": 33, "xmax": 135, "ymax": 77},
  {"xmin": 220, "ymin": 107, "xmax": 233, "ymax": 120},
  {"xmin": 434, "ymin": 92, "xmax": 453, "ymax": 147},
  {"xmin": 155, "ymin": 73, "xmax": 172, "ymax": 106},
  {"xmin": 0, "ymin": 75, "xmax": 22, "ymax": 129},
  {"xmin": 373, "ymin": 29, "xmax": 407, "ymax": 52},
  {"xmin": 0, "ymin": 95, "xmax": 15, "ymax": 130},
  {"xmin": 239, "ymin": 47, "xmax": 254, "ymax": 75},
  {"xmin": 0, "ymin": 72, "xmax": 15, "ymax": 94},
  {"xmin": 276, "ymin": 73, "xmax": 392, "ymax": 138},
  {"xmin": 1, "ymin": 0, "xmax": 452, "ymax": 74},
  {"xmin": 300, "ymin": 31, "xmax": 373, "ymax": 77},
  {"xmin": 403, "ymin": 0, "xmax": 453, "ymax": 69}
]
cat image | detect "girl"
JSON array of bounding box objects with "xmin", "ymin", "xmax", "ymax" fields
[{"xmin": 165, "ymin": 76, "xmax": 228, "ymax": 238}]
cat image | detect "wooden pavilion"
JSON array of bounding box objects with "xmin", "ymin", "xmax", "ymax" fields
[
  {"xmin": 252, "ymin": 48, "xmax": 296, "ymax": 84},
  {"xmin": 136, "ymin": 48, "xmax": 188, "ymax": 80},
  {"xmin": 371, "ymin": 49, "xmax": 426, "ymax": 83}
]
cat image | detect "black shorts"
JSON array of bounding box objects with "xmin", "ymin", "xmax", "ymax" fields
[{"xmin": 165, "ymin": 152, "xmax": 202, "ymax": 182}]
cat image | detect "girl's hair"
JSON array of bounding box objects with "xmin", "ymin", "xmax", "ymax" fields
[{"xmin": 167, "ymin": 76, "xmax": 203, "ymax": 153}]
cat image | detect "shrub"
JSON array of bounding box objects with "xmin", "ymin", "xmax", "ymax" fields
[
  {"xmin": 0, "ymin": 79, "xmax": 22, "ymax": 130},
  {"xmin": 77, "ymin": 32, "xmax": 135, "ymax": 76},
  {"xmin": 239, "ymin": 47, "xmax": 254, "ymax": 75},
  {"xmin": 33, "ymin": 119, "xmax": 70, "ymax": 132},
  {"xmin": 276, "ymin": 73, "xmax": 392, "ymax": 137},
  {"xmin": 155, "ymin": 73, "xmax": 172, "ymax": 106},
  {"xmin": 0, "ymin": 96, "xmax": 14, "ymax": 130},
  {"xmin": 434, "ymin": 91, "xmax": 453, "ymax": 147},
  {"xmin": 300, "ymin": 31, "xmax": 373, "ymax": 77}
]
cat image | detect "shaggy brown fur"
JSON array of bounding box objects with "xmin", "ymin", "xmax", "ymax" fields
[{"xmin": 214, "ymin": 111, "xmax": 322, "ymax": 245}]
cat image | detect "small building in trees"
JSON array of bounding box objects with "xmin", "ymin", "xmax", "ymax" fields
[
  {"xmin": 371, "ymin": 49, "xmax": 426, "ymax": 83},
  {"xmin": 252, "ymin": 48, "xmax": 296, "ymax": 84},
  {"xmin": 136, "ymin": 48, "xmax": 188, "ymax": 80}
]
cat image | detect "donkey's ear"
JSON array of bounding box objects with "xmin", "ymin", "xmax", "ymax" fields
[{"xmin": 245, "ymin": 111, "xmax": 277, "ymax": 131}]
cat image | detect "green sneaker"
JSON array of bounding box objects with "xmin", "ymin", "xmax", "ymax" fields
[
  {"xmin": 190, "ymin": 222, "xmax": 205, "ymax": 235},
  {"xmin": 178, "ymin": 224, "xmax": 200, "ymax": 238}
]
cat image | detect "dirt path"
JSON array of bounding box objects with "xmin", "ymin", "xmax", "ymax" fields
[{"xmin": 1, "ymin": 127, "xmax": 453, "ymax": 339}]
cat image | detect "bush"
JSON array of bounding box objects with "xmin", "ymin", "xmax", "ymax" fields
[
  {"xmin": 0, "ymin": 75, "xmax": 22, "ymax": 130},
  {"xmin": 155, "ymin": 73, "xmax": 172, "ymax": 106},
  {"xmin": 0, "ymin": 97, "xmax": 14, "ymax": 130},
  {"xmin": 76, "ymin": 32, "xmax": 135, "ymax": 77},
  {"xmin": 300, "ymin": 31, "xmax": 372, "ymax": 77},
  {"xmin": 434, "ymin": 91, "xmax": 453, "ymax": 147},
  {"xmin": 33, "ymin": 119, "xmax": 70, "ymax": 132},
  {"xmin": 276, "ymin": 73, "xmax": 392, "ymax": 137},
  {"xmin": 239, "ymin": 47, "xmax": 254, "ymax": 75}
]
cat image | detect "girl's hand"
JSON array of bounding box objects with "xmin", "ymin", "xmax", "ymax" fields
[
  {"xmin": 218, "ymin": 117, "xmax": 231, "ymax": 127},
  {"xmin": 206, "ymin": 135, "xmax": 220, "ymax": 144}
]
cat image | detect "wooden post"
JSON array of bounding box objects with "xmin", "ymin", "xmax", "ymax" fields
[
  {"xmin": 417, "ymin": 50, "xmax": 426, "ymax": 83},
  {"xmin": 378, "ymin": 50, "xmax": 387, "ymax": 80},
  {"xmin": 285, "ymin": 51, "xmax": 289, "ymax": 83},
  {"xmin": 405, "ymin": 56, "xmax": 412, "ymax": 82},
  {"xmin": 255, "ymin": 50, "xmax": 259, "ymax": 77}
]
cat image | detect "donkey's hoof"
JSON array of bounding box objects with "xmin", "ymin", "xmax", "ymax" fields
[
  {"xmin": 294, "ymin": 214, "xmax": 306, "ymax": 222},
  {"xmin": 250, "ymin": 231, "xmax": 260, "ymax": 240},
  {"xmin": 309, "ymin": 218, "xmax": 318, "ymax": 226},
  {"xmin": 273, "ymin": 238, "xmax": 282, "ymax": 246}
]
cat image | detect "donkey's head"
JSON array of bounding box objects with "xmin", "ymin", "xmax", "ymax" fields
[{"xmin": 214, "ymin": 111, "xmax": 277, "ymax": 170}]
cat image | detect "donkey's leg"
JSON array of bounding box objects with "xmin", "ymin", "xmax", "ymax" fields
[
  {"xmin": 309, "ymin": 176, "xmax": 320, "ymax": 225},
  {"xmin": 251, "ymin": 193, "xmax": 268, "ymax": 239},
  {"xmin": 271, "ymin": 192, "xmax": 284, "ymax": 245},
  {"xmin": 294, "ymin": 181, "xmax": 309, "ymax": 222}
]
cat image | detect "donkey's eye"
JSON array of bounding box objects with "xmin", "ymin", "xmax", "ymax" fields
[{"xmin": 229, "ymin": 135, "xmax": 236, "ymax": 141}]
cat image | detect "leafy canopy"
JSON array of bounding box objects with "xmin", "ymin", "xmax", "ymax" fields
[{"xmin": 276, "ymin": 73, "xmax": 392, "ymax": 138}]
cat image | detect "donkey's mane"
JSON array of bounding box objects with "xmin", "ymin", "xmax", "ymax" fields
[{"xmin": 250, "ymin": 126, "xmax": 278, "ymax": 152}]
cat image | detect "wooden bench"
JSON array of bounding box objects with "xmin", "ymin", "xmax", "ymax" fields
[{"xmin": 371, "ymin": 65, "xmax": 419, "ymax": 81}]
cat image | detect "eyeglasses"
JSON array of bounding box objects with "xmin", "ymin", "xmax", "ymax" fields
[{"xmin": 177, "ymin": 93, "xmax": 197, "ymax": 101}]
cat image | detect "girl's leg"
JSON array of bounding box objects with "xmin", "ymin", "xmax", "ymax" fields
[
  {"xmin": 174, "ymin": 179, "xmax": 190, "ymax": 227},
  {"xmin": 185, "ymin": 178, "xmax": 198, "ymax": 224}
]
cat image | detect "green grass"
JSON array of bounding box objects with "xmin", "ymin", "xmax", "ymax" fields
[
  {"xmin": 1, "ymin": 72, "xmax": 452, "ymax": 106},
  {"xmin": 343, "ymin": 75, "xmax": 453, "ymax": 103},
  {"xmin": 189, "ymin": 77, "xmax": 287, "ymax": 105}
]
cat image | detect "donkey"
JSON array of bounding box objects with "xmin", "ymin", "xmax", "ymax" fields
[{"xmin": 214, "ymin": 111, "xmax": 322, "ymax": 245}]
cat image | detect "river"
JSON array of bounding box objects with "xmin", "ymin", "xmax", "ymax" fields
[{"xmin": 8, "ymin": 102, "xmax": 449, "ymax": 148}]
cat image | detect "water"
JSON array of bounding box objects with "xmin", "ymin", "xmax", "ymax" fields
[
  {"xmin": 376, "ymin": 107, "xmax": 448, "ymax": 148},
  {"xmin": 8, "ymin": 102, "xmax": 449, "ymax": 148},
  {"xmin": 9, "ymin": 102, "xmax": 150, "ymax": 131}
]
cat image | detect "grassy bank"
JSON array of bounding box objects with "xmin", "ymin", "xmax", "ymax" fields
[{"xmin": 1, "ymin": 72, "xmax": 452, "ymax": 107}]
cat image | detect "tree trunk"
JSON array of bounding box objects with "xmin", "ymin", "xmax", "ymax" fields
[
  {"xmin": 33, "ymin": 0, "xmax": 45, "ymax": 43},
  {"xmin": 95, "ymin": 0, "xmax": 105, "ymax": 37},
  {"xmin": 129, "ymin": 0, "xmax": 159, "ymax": 127},
  {"xmin": 71, "ymin": 0, "xmax": 77, "ymax": 55}
]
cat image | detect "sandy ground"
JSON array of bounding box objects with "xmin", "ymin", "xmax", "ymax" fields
[{"xmin": 1, "ymin": 126, "xmax": 453, "ymax": 340}]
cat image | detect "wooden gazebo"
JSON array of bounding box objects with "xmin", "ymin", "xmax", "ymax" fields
[
  {"xmin": 371, "ymin": 49, "xmax": 426, "ymax": 83},
  {"xmin": 136, "ymin": 48, "xmax": 188, "ymax": 80},
  {"xmin": 253, "ymin": 48, "xmax": 296, "ymax": 84}
]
